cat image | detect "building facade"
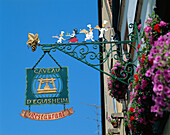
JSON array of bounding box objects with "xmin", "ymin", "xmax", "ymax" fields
[{"xmin": 98, "ymin": 0, "xmax": 170, "ymax": 134}]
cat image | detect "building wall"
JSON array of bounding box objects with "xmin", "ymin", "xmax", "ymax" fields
[
  {"xmin": 119, "ymin": 0, "xmax": 170, "ymax": 135},
  {"xmin": 100, "ymin": 0, "xmax": 169, "ymax": 134},
  {"xmin": 101, "ymin": 0, "xmax": 115, "ymax": 133},
  {"xmin": 101, "ymin": 0, "xmax": 124, "ymax": 134}
]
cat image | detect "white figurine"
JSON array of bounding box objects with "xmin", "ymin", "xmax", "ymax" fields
[
  {"xmin": 80, "ymin": 24, "xmax": 94, "ymax": 42},
  {"xmin": 52, "ymin": 31, "xmax": 66, "ymax": 43},
  {"xmin": 95, "ymin": 20, "xmax": 112, "ymax": 40}
]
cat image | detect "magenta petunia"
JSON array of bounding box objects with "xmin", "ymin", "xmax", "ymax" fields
[
  {"xmin": 165, "ymin": 52, "xmax": 169, "ymax": 57},
  {"xmin": 145, "ymin": 69, "xmax": 151, "ymax": 77},
  {"xmin": 143, "ymin": 95, "xmax": 146, "ymax": 100},
  {"xmin": 116, "ymin": 84, "xmax": 119, "ymax": 88},
  {"xmin": 113, "ymin": 67, "xmax": 117, "ymax": 70},
  {"xmin": 141, "ymin": 80, "xmax": 147, "ymax": 89},
  {"xmin": 145, "ymin": 18, "xmax": 153, "ymax": 24},
  {"xmin": 165, "ymin": 76, "xmax": 170, "ymax": 83},
  {"xmin": 158, "ymin": 62, "xmax": 163, "ymax": 67},
  {"xmin": 159, "ymin": 21, "xmax": 167, "ymax": 27},
  {"xmin": 160, "ymin": 100, "xmax": 166, "ymax": 107},
  {"xmin": 164, "ymin": 86, "xmax": 170, "ymax": 94},
  {"xmin": 138, "ymin": 24, "xmax": 141, "ymax": 30},
  {"xmin": 144, "ymin": 26, "xmax": 152, "ymax": 34},
  {"xmin": 157, "ymin": 84, "xmax": 164, "ymax": 91},
  {"xmin": 156, "ymin": 70, "xmax": 162, "ymax": 75},
  {"xmin": 116, "ymin": 63, "xmax": 121, "ymax": 66},
  {"xmin": 151, "ymin": 105, "xmax": 160, "ymax": 113},
  {"xmin": 155, "ymin": 56, "xmax": 161, "ymax": 62}
]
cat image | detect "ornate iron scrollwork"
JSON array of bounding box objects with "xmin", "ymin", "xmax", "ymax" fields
[{"xmin": 30, "ymin": 23, "xmax": 139, "ymax": 86}]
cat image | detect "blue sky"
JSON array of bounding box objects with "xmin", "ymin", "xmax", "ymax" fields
[{"xmin": 0, "ymin": 0, "xmax": 101, "ymax": 135}]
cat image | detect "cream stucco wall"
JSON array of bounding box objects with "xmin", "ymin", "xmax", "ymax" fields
[{"xmin": 101, "ymin": 0, "xmax": 124, "ymax": 134}]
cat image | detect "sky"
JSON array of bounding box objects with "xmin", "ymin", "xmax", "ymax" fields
[{"xmin": 0, "ymin": 0, "xmax": 102, "ymax": 135}]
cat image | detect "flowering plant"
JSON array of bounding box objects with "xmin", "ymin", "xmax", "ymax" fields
[
  {"xmin": 107, "ymin": 116, "xmax": 119, "ymax": 124},
  {"xmin": 125, "ymin": 12, "xmax": 169, "ymax": 134},
  {"xmin": 139, "ymin": 13, "xmax": 170, "ymax": 116},
  {"xmin": 107, "ymin": 61, "xmax": 129, "ymax": 101},
  {"xmin": 107, "ymin": 116, "xmax": 120, "ymax": 129},
  {"xmin": 107, "ymin": 130, "xmax": 114, "ymax": 135},
  {"xmin": 146, "ymin": 29, "xmax": 170, "ymax": 117},
  {"xmin": 125, "ymin": 47, "xmax": 156, "ymax": 134}
]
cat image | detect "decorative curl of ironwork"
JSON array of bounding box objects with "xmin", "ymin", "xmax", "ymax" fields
[
  {"xmin": 31, "ymin": 23, "xmax": 139, "ymax": 86},
  {"xmin": 41, "ymin": 42, "xmax": 109, "ymax": 67}
]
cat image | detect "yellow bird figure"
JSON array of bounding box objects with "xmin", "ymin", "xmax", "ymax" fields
[{"xmin": 27, "ymin": 33, "xmax": 40, "ymax": 52}]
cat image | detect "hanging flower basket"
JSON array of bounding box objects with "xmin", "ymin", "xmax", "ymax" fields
[
  {"xmin": 111, "ymin": 121, "xmax": 118, "ymax": 128},
  {"xmin": 125, "ymin": 12, "xmax": 169, "ymax": 135},
  {"xmin": 107, "ymin": 116, "xmax": 120, "ymax": 128},
  {"xmin": 107, "ymin": 61, "xmax": 130, "ymax": 101}
]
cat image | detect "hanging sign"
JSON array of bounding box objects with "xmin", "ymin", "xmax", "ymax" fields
[
  {"xmin": 25, "ymin": 67, "xmax": 69, "ymax": 106},
  {"xmin": 20, "ymin": 107, "xmax": 74, "ymax": 121}
]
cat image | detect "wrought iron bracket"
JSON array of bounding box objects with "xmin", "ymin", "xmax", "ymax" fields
[{"xmin": 31, "ymin": 23, "xmax": 140, "ymax": 86}]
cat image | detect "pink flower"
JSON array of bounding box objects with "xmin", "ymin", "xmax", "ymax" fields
[
  {"xmin": 145, "ymin": 26, "xmax": 152, "ymax": 34},
  {"xmin": 157, "ymin": 84, "xmax": 163, "ymax": 91},
  {"xmin": 151, "ymin": 105, "xmax": 160, "ymax": 113},
  {"xmin": 155, "ymin": 56, "xmax": 161, "ymax": 62},
  {"xmin": 139, "ymin": 118, "xmax": 144, "ymax": 123},
  {"xmin": 140, "ymin": 40, "xmax": 143, "ymax": 44},
  {"xmin": 143, "ymin": 95, "xmax": 146, "ymax": 100},
  {"xmin": 113, "ymin": 67, "xmax": 117, "ymax": 70},
  {"xmin": 164, "ymin": 86, "xmax": 170, "ymax": 94},
  {"xmin": 141, "ymin": 80, "xmax": 147, "ymax": 89},
  {"xmin": 116, "ymin": 84, "xmax": 119, "ymax": 88},
  {"xmin": 145, "ymin": 18, "xmax": 153, "ymax": 24},
  {"xmin": 116, "ymin": 63, "xmax": 121, "ymax": 66},
  {"xmin": 145, "ymin": 69, "xmax": 151, "ymax": 77},
  {"xmin": 159, "ymin": 21, "xmax": 167, "ymax": 27},
  {"xmin": 138, "ymin": 24, "xmax": 141, "ymax": 30}
]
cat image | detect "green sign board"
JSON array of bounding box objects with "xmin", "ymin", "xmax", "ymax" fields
[{"xmin": 25, "ymin": 67, "xmax": 69, "ymax": 106}]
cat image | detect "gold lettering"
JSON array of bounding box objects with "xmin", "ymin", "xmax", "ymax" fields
[
  {"xmin": 56, "ymin": 68, "xmax": 60, "ymax": 72},
  {"xmin": 57, "ymin": 98, "xmax": 60, "ymax": 103},
  {"xmin": 52, "ymin": 99, "xmax": 56, "ymax": 104},
  {"xmin": 37, "ymin": 99, "xmax": 41, "ymax": 104},
  {"xmin": 62, "ymin": 98, "xmax": 68, "ymax": 102},
  {"xmin": 33, "ymin": 99, "xmax": 36, "ymax": 104},
  {"xmin": 43, "ymin": 99, "xmax": 47, "ymax": 104},
  {"xmin": 48, "ymin": 99, "xmax": 51, "ymax": 104},
  {"xmin": 27, "ymin": 100, "xmax": 32, "ymax": 105},
  {"xmin": 34, "ymin": 69, "xmax": 39, "ymax": 74},
  {"xmin": 39, "ymin": 69, "xmax": 42, "ymax": 74},
  {"xmin": 51, "ymin": 68, "xmax": 55, "ymax": 73},
  {"xmin": 42, "ymin": 69, "xmax": 46, "ymax": 73},
  {"xmin": 47, "ymin": 68, "xmax": 51, "ymax": 73}
]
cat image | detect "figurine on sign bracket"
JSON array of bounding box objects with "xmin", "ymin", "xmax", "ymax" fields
[
  {"xmin": 66, "ymin": 28, "xmax": 79, "ymax": 43},
  {"xmin": 27, "ymin": 33, "xmax": 40, "ymax": 52},
  {"xmin": 52, "ymin": 31, "xmax": 66, "ymax": 43},
  {"xmin": 95, "ymin": 20, "xmax": 112, "ymax": 41},
  {"xmin": 80, "ymin": 24, "xmax": 94, "ymax": 42}
]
